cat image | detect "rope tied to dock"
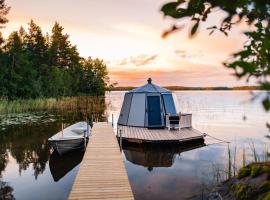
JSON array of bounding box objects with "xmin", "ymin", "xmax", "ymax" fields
[{"xmin": 204, "ymin": 133, "xmax": 231, "ymax": 144}]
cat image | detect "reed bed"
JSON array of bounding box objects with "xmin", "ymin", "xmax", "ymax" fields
[
  {"xmin": 210, "ymin": 141, "xmax": 270, "ymax": 186},
  {"xmin": 0, "ymin": 96, "xmax": 106, "ymax": 114}
]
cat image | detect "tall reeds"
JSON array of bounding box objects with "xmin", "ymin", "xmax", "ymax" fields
[{"xmin": 0, "ymin": 96, "xmax": 106, "ymax": 114}]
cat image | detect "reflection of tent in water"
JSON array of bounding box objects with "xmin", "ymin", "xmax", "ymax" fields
[
  {"xmin": 49, "ymin": 149, "xmax": 84, "ymax": 182},
  {"xmin": 123, "ymin": 141, "xmax": 205, "ymax": 168}
]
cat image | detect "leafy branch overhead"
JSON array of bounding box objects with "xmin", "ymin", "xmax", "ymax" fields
[
  {"xmin": 0, "ymin": 0, "xmax": 10, "ymax": 28},
  {"xmin": 161, "ymin": 0, "xmax": 270, "ymax": 111}
]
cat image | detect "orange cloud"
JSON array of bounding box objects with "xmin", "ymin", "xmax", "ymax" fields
[
  {"xmin": 117, "ymin": 54, "xmax": 158, "ymax": 66},
  {"xmin": 108, "ymin": 63, "xmax": 248, "ymax": 87}
]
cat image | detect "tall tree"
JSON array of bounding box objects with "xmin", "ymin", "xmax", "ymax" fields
[
  {"xmin": 25, "ymin": 20, "xmax": 47, "ymax": 69},
  {"xmin": 161, "ymin": 0, "xmax": 270, "ymax": 111},
  {"xmin": 81, "ymin": 58, "xmax": 109, "ymax": 96},
  {"xmin": 48, "ymin": 22, "xmax": 80, "ymax": 68},
  {"xmin": 3, "ymin": 31, "xmax": 39, "ymax": 99}
]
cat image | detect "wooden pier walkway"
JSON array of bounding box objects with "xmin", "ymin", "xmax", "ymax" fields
[{"xmin": 68, "ymin": 122, "xmax": 134, "ymax": 200}]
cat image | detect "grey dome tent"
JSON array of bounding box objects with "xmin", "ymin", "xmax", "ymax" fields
[{"xmin": 117, "ymin": 78, "xmax": 178, "ymax": 128}]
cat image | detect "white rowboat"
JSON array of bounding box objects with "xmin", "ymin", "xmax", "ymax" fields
[{"xmin": 48, "ymin": 121, "xmax": 90, "ymax": 155}]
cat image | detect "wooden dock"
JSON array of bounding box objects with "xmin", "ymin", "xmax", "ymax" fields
[
  {"xmin": 117, "ymin": 125, "xmax": 205, "ymax": 143},
  {"xmin": 68, "ymin": 122, "xmax": 134, "ymax": 200}
]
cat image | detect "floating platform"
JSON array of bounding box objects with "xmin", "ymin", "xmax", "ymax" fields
[{"xmin": 117, "ymin": 125, "xmax": 205, "ymax": 143}]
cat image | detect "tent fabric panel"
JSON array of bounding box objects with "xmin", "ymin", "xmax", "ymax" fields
[
  {"xmin": 129, "ymin": 83, "xmax": 170, "ymax": 93},
  {"xmin": 127, "ymin": 93, "xmax": 146, "ymax": 126},
  {"xmin": 118, "ymin": 93, "xmax": 133, "ymax": 125},
  {"xmin": 162, "ymin": 94, "xmax": 177, "ymax": 115}
]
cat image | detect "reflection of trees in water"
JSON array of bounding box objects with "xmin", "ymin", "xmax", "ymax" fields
[
  {"xmin": 0, "ymin": 96, "xmax": 107, "ymax": 180},
  {"xmin": 0, "ymin": 96, "xmax": 106, "ymax": 199},
  {"xmin": 4, "ymin": 123, "xmax": 57, "ymax": 179},
  {"xmin": 0, "ymin": 147, "xmax": 14, "ymax": 200},
  {"xmin": 0, "ymin": 181, "xmax": 14, "ymax": 200}
]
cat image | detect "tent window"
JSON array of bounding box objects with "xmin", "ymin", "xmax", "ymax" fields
[{"xmin": 162, "ymin": 94, "xmax": 177, "ymax": 115}]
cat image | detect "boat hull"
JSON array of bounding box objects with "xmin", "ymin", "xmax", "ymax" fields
[{"xmin": 49, "ymin": 138, "xmax": 86, "ymax": 155}]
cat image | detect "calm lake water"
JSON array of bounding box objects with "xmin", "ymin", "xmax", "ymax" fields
[{"xmin": 0, "ymin": 91, "xmax": 270, "ymax": 200}]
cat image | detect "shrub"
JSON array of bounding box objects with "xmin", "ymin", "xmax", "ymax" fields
[
  {"xmin": 261, "ymin": 191, "xmax": 270, "ymax": 200},
  {"xmin": 238, "ymin": 166, "xmax": 251, "ymax": 179},
  {"xmin": 233, "ymin": 184, "xmax": 256, "ymax": 200},
  {"xmin": 251, "ymin": 164, "xmax": 263, "ymax": 178},
  {"xmin": 259, "ymin": 181, "xmax": 270, "ymax": 193}
]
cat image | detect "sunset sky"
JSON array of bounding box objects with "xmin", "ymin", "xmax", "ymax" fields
[{"xmin": 2, "ymin": 0, "xmax": 254, "ymax": 86}]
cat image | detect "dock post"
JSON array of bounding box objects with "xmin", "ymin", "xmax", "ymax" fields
[
  {"xmin": 120, "ymin": 129, "xmax": 122, "ymax": 152},
  {"xmin": 83, "ymin": 130, "xmax": 87, "ymax": 150}
]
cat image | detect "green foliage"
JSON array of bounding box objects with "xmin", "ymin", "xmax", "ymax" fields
[
  {"xmin": 232, "ymin": 184, "xmax": 257, "ymax": 200},
  {"xmin": 0, "ymin": 0, "xmax": 10, "ymax": 28},
  {"xmin": 0, "ymin": 20, "xmax": 109, "ymax": 99},
  {"xmin": 161, "ymin": 0, "xmax": 270, "ymax": 111},
  {"xmin": 238, "ymin": 166, "xmax": 251, "ymax": 179},
  {"xmin": 251, "ymin": 164, "xmax": 263, "ymax": 177},
  {"xmin": 259, "ymin": 181, "xmax": 270, "ymax": 194},
  {"xmin": 261, "ymin": 191, "xmax": 270, "ymax": 200},
  {"xmin": 262, "ymin": 165, "xmax": 270, "ymax": 174},
  {"xmin": 237, "ymin": 163, "xmax": 270, "ymax": 179}
]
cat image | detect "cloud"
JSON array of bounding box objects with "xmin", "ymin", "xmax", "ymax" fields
[
  {"xmin": 174, "ymin": 49, "xmax": 203, "ymax": 59},
  {"xmin": 108, "ymin": 61, "xmax": 250, "ymax": 87},
  {"xmin": 117, "ymin": 54, "xmax": 158, "ymax": 66}
]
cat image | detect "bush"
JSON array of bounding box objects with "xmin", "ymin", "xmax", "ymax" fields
[
  {"xmin": 238, "ymin": 167, "xmax": 251, "ymax": 179},
  {"xmin": 262, "ymin": 166, "xmax": 270, "ymax": 174},
  {"xmin": 233, "ymin": 184, "xmax": 256, "ymax": 200},
  {"xmin": 261, "ymin": 191, "xmax": 270, "ymax": 200},
  {"xmin": 251, "ymin": 164, "xmax": 263, "ymax": 178},
  {"xmin": 259, "ymin": 181, "xmax": 270, "ymax": 193}
]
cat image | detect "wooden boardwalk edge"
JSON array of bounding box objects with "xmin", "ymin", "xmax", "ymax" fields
[{"xmin": 68, "ymin": 122, "xmax": 134, "ymax": 200}]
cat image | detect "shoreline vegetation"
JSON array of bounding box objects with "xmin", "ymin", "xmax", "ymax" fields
[
  {"xmin": 0, "ymin": 20, "xmax": 109, "ymax": 100},
  {"xmin": 0, "ymin": 96, "xmax": 106, "ymax": 114},
  {"xmin": 109, "ymin": 86, "xmax": 260, "ymax": 91},
  {"xmin": 204, "ymin": 144, "xmax": 270, "ymax": 200}
]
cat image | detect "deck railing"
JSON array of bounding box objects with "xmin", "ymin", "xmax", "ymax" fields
[{"xmin": 180, "ymin": 113, "xmax": 192, "ymax": 128}]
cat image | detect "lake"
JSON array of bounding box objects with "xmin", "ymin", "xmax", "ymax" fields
[{"xmin": 0, "ymin": 91, "xmax": 269, "ymax": 199}]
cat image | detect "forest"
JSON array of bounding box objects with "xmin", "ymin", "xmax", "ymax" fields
[{"xmin": 0, "ymin": 20, "xmax": 109, "ymax": 100}]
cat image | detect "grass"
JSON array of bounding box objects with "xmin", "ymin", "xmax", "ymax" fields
[{"xmin": 0, "ymin": 96, "xmax": 106, "ymax": 114}]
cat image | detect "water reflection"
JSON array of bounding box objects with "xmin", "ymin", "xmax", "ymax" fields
[
  {"xmin": 0, "ymin": 96, "xmax": 107, "ymax": 200},
  {"xmin": 0, "ymin": 123, "xmax": 56, "ymax": 179},
  {"xmin": 49, "ymin": 149, "xmax": 84, "ymax": 182},
  {"xmin": 0, "ymin": 181, "xmax": 14, "ymax": 200},
  {"xmin": 122, "ymin": 140, "xmax": 205, "ymax": 169}
]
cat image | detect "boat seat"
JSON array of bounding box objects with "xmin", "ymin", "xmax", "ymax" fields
[{"xmin": 165, "ymin": 113, "xmax": 180, "ymax": 130}]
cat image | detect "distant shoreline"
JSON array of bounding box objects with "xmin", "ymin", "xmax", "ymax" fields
[{"xmin": 108, "ymin": 86, "xmax": 260, "ymax": 91}]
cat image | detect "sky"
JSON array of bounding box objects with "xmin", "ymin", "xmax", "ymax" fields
[{"xmin": 2, "ymin": 0, "xmax": 255, "ymax": 87}]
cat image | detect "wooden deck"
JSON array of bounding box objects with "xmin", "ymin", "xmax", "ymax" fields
[
  {"xmin": 117, "ymin": 125, "xmax": 205, "ymax": 143},
  {"xmin": 68, "ymin": 122, "xmax": 134, "ymax": 200}
]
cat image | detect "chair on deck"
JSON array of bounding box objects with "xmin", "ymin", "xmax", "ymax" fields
[{"xmin": 165, "ymin": 113, "xmax": 180, "ymax": 130}]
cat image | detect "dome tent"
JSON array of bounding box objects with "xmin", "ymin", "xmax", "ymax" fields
[{"xmin": 118, "ymin": 78, "xmax": 178, "ymax": 128}]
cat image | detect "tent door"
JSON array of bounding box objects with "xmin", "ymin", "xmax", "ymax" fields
[{"xmin": 147, "ymin": 96, "xmax": 162, "ymax": 127}]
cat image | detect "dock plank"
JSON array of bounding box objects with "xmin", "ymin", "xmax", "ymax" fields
[
  {"xmin": 69, "ymin": 122, "xmax": 134, "ymax": 200},
  {"xmin": 118, "ymin": 125, "xmax": 204, "ymax": 142}
]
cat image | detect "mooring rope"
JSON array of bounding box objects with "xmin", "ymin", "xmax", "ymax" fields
[{"xmin": 203, "ymin": 133, "xmax": 231, "ymax": 144}]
